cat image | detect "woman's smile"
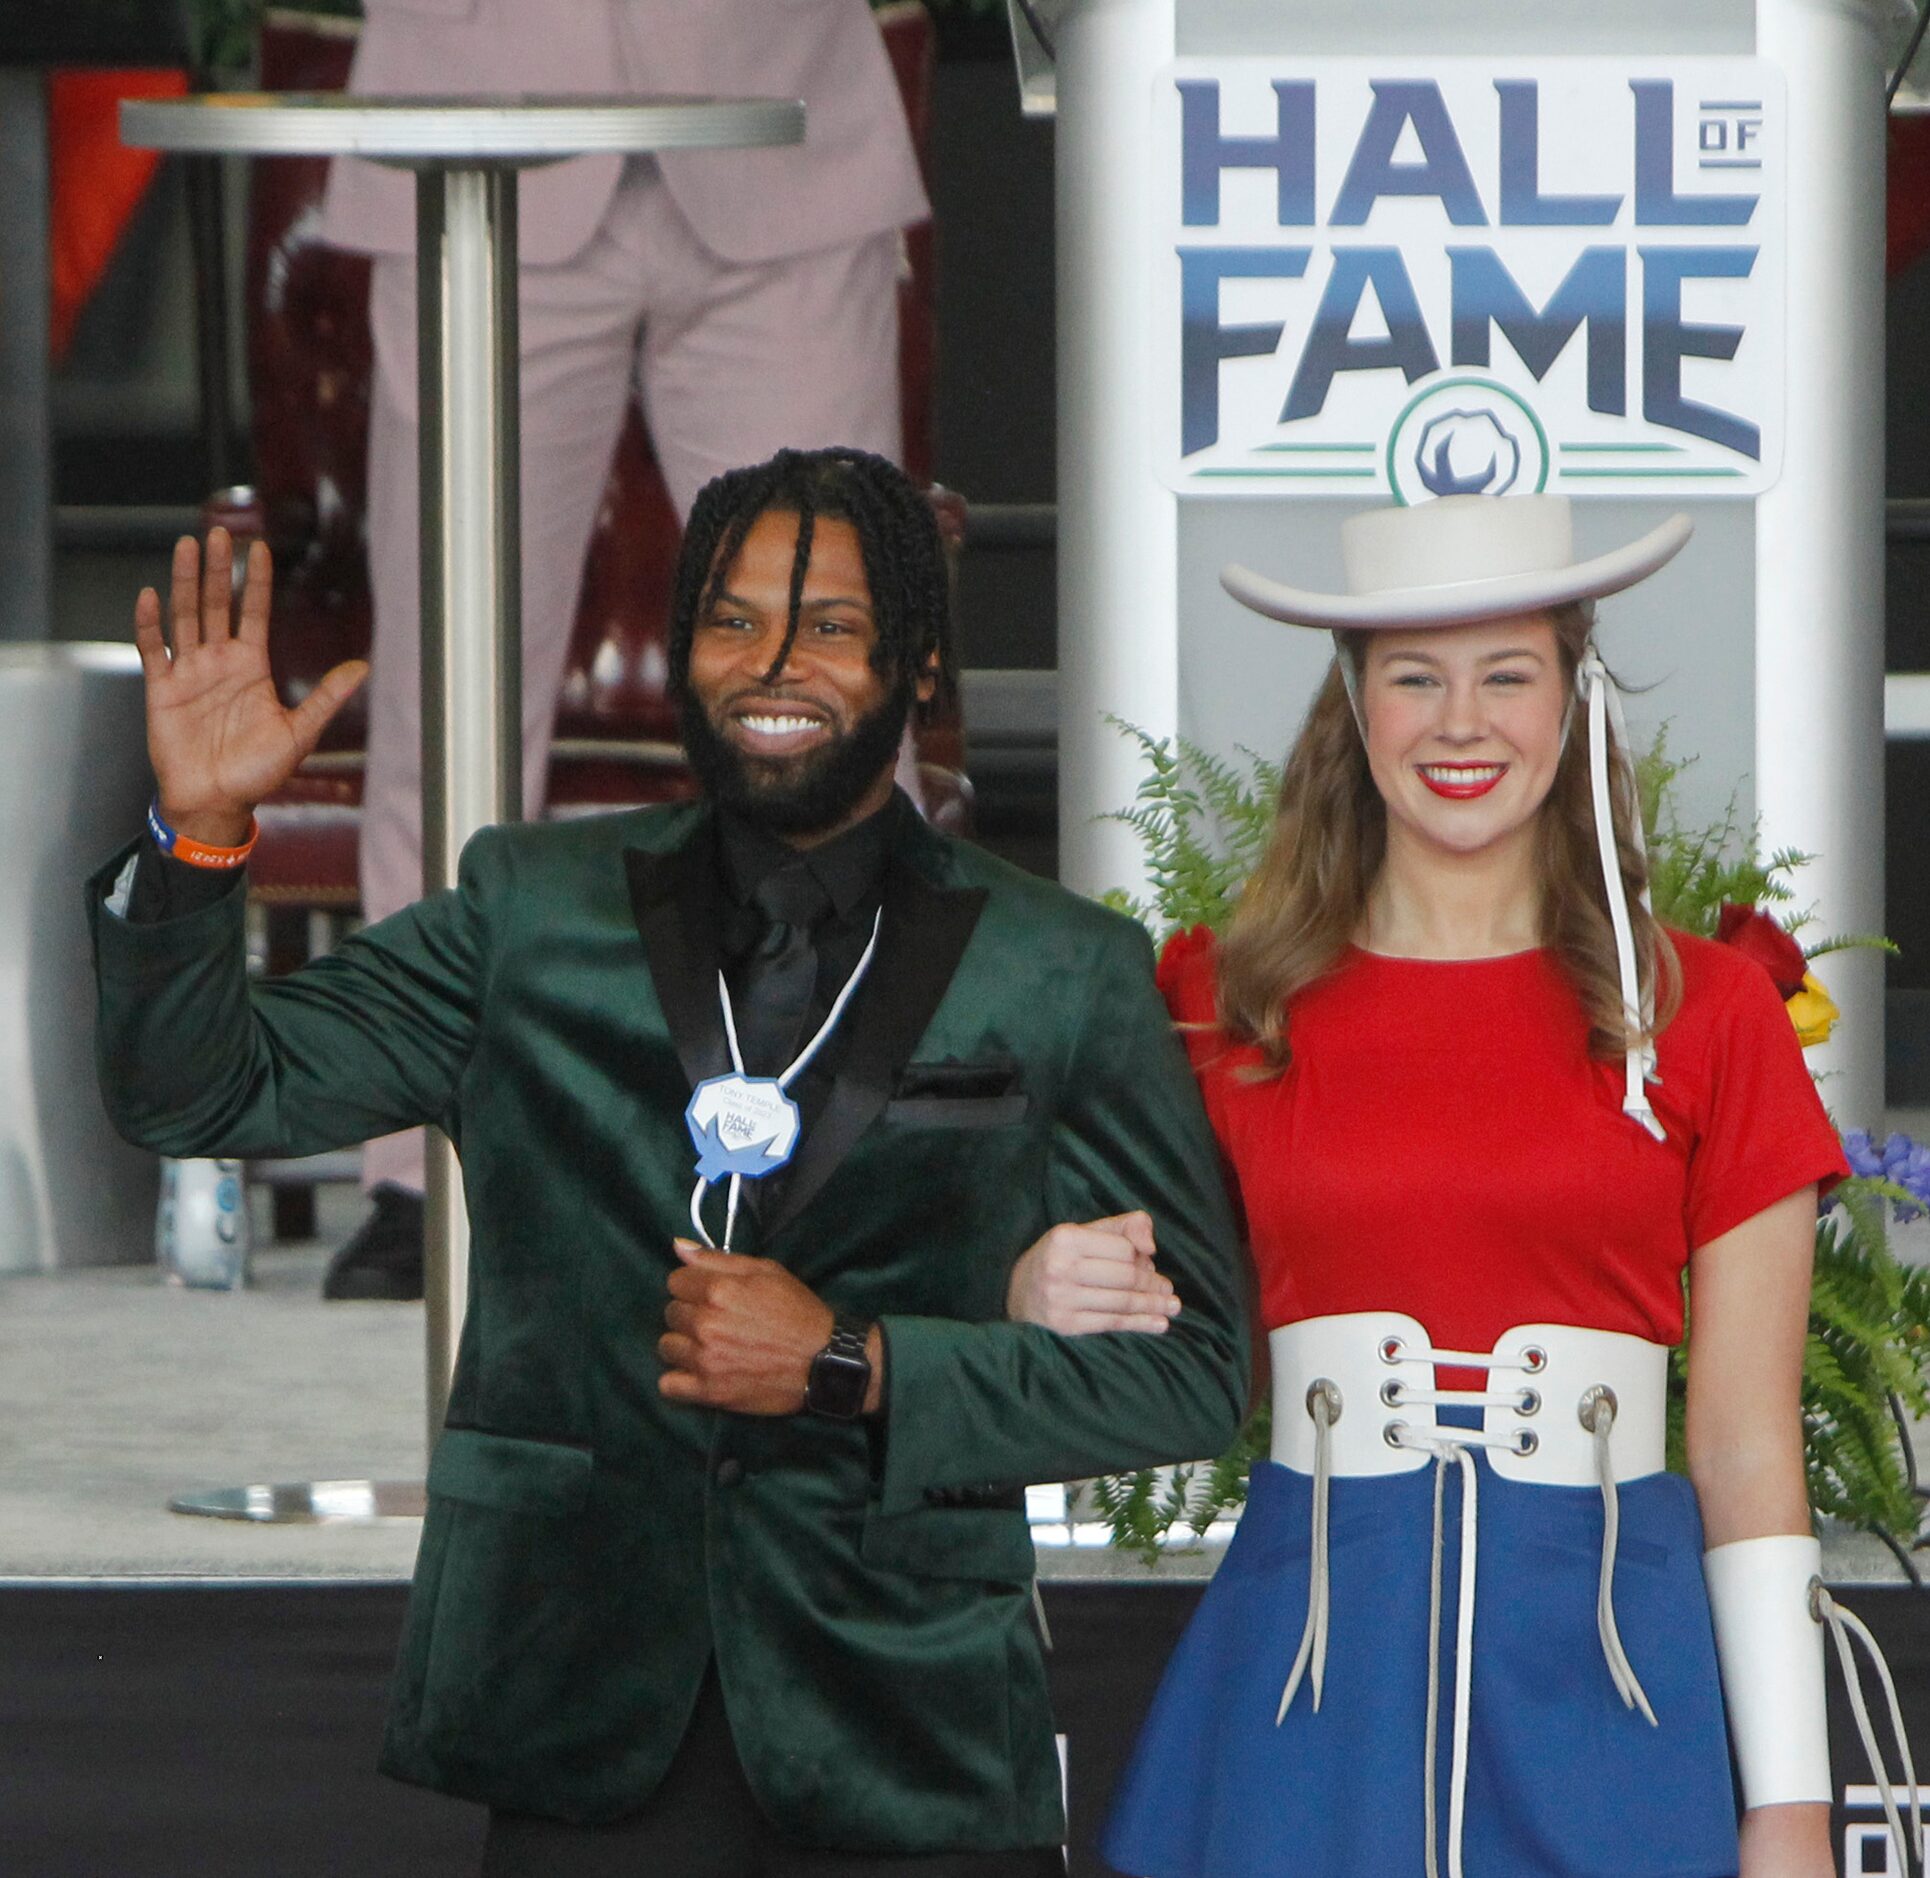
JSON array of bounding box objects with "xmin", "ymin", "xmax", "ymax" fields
[{"xmin": 1416, "ymin": 761, "xmax": 1509, "ymax": 800}]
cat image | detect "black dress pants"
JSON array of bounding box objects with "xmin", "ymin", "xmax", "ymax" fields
[{"xmin": 479, "ymin": 1667, "xmax": 1067, "ymax": 1877}]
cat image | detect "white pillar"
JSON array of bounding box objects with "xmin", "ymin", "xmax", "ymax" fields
[
  {"xmin": 1057, "ymin": 0, "xmax": 1179, "ymax": 899},
  {"xmin": 1753, "ymin": 0, "xmax": 1888, "ymax": 1127}
]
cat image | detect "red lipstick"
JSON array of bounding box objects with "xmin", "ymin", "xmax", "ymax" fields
[{"xmin": 1417, "ymin": 763, "xmax": 1507, "ymax": 800}]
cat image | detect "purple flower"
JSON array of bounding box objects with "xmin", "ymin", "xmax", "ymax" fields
[
  {"xmin": 1844, "ymin": 1129, "xmax": 1885, "ymax": 1180},
  {"xmin": 1889, "ymin": 1136, "xmax": 1930, "ymax": 1221},
  {"xmin": 1836, "ymin": 1130, "xmax": 1930, "ymax": 1221}
]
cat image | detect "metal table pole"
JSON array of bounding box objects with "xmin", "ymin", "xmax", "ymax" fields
[
  {"xmin": 121, "ymin": 94, "xmax": 803, "ymax": 1518},
  {"xmin": 415, "ymin": 162, "xmax": 524, "ymax": 1440}
]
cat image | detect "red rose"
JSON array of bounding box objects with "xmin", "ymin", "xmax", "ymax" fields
[
  {"xmin": 1715, "ymin": 903, "xmax": 1808, "ymax": 1001},
  {"xmin": 1156, "ymin": 924, "xmax": 1220, "ymax": 1028},
  {"xmin": 1157, "ymin": 923, "xmax": 1216, "ymax": 992}
]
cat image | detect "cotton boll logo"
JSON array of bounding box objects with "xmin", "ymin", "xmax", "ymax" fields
[
  {"xmin": 1415, "ymin": 410, "xmax": 1520, "ymax": 497},
  {"xmin": 1385, "ymin": 377, "xmax": 1549, "ymax": 506},
  {"xmin": 685, "ymin": 1075, "xmax": 801, "ymax": 1182}
]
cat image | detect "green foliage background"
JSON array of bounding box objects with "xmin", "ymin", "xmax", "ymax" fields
[{"xmin": 1093, "ymin": 726, "xmax": 1930, "ymax": 1569}]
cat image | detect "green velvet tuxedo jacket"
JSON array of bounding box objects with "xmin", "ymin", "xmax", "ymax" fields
[{"xmin": 89, "ymin": 801, "xmax": 1246, "ymax": 1852}]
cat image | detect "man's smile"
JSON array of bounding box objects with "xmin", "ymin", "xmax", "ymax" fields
[{"xmin": 726, "ymin": 698, "xmax": 834, "ymax": 757}]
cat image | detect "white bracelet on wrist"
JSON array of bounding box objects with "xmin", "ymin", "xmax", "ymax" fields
[
  {"xmin": 1705, "ymin": 1532, "xmax": 1924, "ymax": 1878},
  {"xmin": 1702, "ymin": 1534, "xmax": 1830, "ymax": 1808}
]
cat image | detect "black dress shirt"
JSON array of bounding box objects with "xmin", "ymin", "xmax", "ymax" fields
[
  {"xmin": 714, "ymin": 791, "xmax": 902, "ymax": 1173},
  {"xmin": 717, "ymin": 791, "xmax": 899, "ymax": 1024}
]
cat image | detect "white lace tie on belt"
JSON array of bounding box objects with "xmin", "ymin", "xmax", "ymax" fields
[
  {"xmin": 1816, "ymin": 1584, "xmax": 1924, "ymax": 1874},
  {"xmin": 1412, "ymin": 1437, "xmax": 1480, "ymax": 1878},
  {"xmin": 1581, "ymin": 1384, "xmax": 1657, "ymax": 1724},
  {"xmin": 1279, "ymin": 1379, "xmax": 1340, "ymax": 1718},
  {"xmin": 1277, "ymin": 1329, "xmax": 1658, "ymax": 1878}
]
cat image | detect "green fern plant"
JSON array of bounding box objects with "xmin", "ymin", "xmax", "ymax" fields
[
  {"xmin": 1092, "ymin": 725, "xmax": 1930, "ymax": 1569},
  {"xmin": 1639, "ymin": 736, "xmax": 1894, "ymax": 963},
  {"xmin": 1097, "ymin": 719, "xmax": 1281, "ymax": 938},
  {"xmin": 1802, "ymin": 1182, "xmax": 1930, "ymax": 1540}
]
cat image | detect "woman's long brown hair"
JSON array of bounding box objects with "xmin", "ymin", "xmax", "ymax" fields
[{"xmin": 1217, "ymin": 602, "xmax": 1680, "ymax": 1070}]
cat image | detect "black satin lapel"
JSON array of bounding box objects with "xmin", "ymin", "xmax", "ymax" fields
[
  {"xmin": 623, "ymin": 832, "xmax": 730, "ymax": 1098},
  {"xmin": 764, "ymin": 860, "xmax": 989, "ymax": 1240}
]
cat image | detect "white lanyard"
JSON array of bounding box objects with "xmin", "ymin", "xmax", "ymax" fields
[{"xmin": 687, "ymin": 906, "xmax": 883, "ymax": 1251}]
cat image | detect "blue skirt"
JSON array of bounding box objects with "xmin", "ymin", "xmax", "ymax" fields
[{"xmin": 1101, "ymin": 1458, "xmax": 1739, "ymax": 1878}]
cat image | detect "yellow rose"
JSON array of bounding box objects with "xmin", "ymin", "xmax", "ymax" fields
[{"xmin": 1787, "ymin": 972, "xmax": 1839, "ymax": 1049}]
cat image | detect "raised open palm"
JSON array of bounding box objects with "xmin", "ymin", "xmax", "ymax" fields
[{"xmin": 134, "ymin": 528, "xmax": 368, "ymax": 845}]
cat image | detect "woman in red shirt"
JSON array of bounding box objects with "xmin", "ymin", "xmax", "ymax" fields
[{"xmin": 1068, "ymin": 495, "xmax": 1867, "ymax": 1878}]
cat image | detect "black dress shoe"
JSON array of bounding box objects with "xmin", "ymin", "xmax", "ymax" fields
[{"xmin": 321, "ymin": 1184, "xmax": 426, "ymax": 1301}]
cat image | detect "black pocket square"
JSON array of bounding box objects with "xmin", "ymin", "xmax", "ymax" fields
[
  {"xmin": 884, "ymin": 1093, "xmax": 1030, "ymax": 1128},
  {"xmin": 885, "ymin": 1059, "xmax": 1028, "ymax": 1128},
  {"xmin": 891, "ymin": 1058, "xmax": 1022, "ymax": 1101}
]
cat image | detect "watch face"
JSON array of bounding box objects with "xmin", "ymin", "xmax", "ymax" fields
[{"xmin": 808, "ymin": 1347, "xmax": 869, "ymax": 1420}]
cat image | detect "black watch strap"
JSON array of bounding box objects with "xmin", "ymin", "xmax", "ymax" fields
[{"xmin": 806, "ymin": 1313, "xmax": 874, "ymax": 1420}]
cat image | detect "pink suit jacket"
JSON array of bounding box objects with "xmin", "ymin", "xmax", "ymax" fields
[{"xmin": 320, "ymin": 0, "xmax": 930, "ymax": 268}]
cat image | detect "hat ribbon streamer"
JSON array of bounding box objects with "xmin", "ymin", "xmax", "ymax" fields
[{"xmin": 1580, "ymin": 651, "xmax": 1664, "ymax": 1142}]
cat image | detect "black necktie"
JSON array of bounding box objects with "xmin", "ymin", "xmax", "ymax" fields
[{"xmin": 736, "ymin": 863, "xmax": 831, "ymax": 1079}]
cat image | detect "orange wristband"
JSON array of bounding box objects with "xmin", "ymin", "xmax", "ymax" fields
[{"xmin": 147, "ymin": 799, "xmax": 258, "ymax": 871}]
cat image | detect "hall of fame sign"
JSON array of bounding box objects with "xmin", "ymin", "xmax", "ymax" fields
[{"xmin": 1156, "ymin": 58, "xmax": 1785, "ymax": 501}]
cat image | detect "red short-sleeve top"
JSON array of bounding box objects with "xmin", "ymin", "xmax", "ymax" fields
[{"xmin": 1159, "ymin": 928, "xmax": 1847, "ymax": 1350}]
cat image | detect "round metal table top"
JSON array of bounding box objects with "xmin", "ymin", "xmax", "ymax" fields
[
  {"xmin": 121, "ymin": 92, "xmax": 804, "ymax": 165},
  {"xmin": 169, "ymin": 1479, "xmax": 428, "ymax": 1525}
]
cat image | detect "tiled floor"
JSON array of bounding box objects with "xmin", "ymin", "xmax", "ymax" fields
[{"xmin": 0, "ymin": 1185, "xmax": 424, "ymax": 1581}]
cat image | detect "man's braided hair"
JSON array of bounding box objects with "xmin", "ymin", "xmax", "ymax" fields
[{"xmin": 667, "ymin": 446, "xmax": 956, "ymax": 719}]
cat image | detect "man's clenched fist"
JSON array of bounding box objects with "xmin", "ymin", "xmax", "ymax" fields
[{"xmin": 658, "ymin": 1240, "xmax": 882, "ymax": 1416}]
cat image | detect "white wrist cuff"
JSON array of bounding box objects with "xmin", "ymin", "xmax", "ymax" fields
[{"xmin": 1703, "ymin": 1534, "xmax": 1830, "ymax": 1808}]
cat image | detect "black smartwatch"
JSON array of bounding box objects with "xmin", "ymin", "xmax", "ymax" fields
[{"xmin": 806, "ymin": 1314, "xmax": 874, "ymax": 1420}]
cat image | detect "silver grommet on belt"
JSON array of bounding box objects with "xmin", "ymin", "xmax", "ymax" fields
[
  {"xmin": 1515, "ymin": 1387, "xmax": 1541, "ymax": 1416},
  {"xmin": 1578, "ymin": 1384, "xmax": 1618, "ymax": 1433},
  {"xmin": 1380, "ymin": 1335, "xmax": 1405, "ymax": 1364},
  {"xmin": 1380, "ymin": 1378, "xmax": 1404, "ymax": 1408},
  {"xmin": 1306, "ymin": 1378, "xmax": 1343, "ymax": 1423}
]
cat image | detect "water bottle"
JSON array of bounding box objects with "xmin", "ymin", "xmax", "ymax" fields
[{"xmin": 156, "ymin": 1157, "xmax": 251, "ymax": 1290}]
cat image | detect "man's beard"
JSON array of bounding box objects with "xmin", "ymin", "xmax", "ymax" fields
[{"xmin": 680, "ymin": 676, "xmax": 912, "ymax": 837}]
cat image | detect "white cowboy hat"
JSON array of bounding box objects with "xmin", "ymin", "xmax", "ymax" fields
[{"xmin": 1221, "ymin": 493, "xmax": 1692, "ymax": 631}]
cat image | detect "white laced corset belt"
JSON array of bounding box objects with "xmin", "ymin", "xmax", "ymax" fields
[{"xmin": 1269, "ymin": 1314, "xmax": 1669, "ymax": 1878}]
